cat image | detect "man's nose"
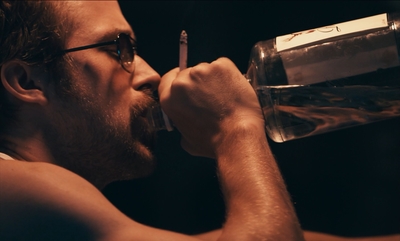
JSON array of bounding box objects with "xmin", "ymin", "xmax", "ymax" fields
[{"xmin": 132, "ymin": 55, "xmax": 161, "ymax": 91}]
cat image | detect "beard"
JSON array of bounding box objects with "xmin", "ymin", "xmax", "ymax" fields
[{"xmin": 43, "ymin": 71, "xmax": 158, "ymax": 189}]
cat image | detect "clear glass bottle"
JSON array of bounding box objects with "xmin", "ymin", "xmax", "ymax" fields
[
  {"xmin": 149, "ymin": 13, "xmax": 400, "ymax": 142},
  {"xmin": 147, "ymin": 102, "xmax": 174, "ymax": 132},
  {"xmin": 246, "ymin": 12, "xmax": 400, "ymax": 142}
]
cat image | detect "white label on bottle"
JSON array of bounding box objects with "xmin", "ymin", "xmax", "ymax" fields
[
  {"xmin": 276, "ymin": 13, "xmax": 388, "ymax": 52},
  {"xmin": 282, "ymin": 45, "xmax": 399, "ymax": 86}
]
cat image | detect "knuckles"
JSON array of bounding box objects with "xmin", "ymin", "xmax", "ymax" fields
[{"xmin": 189, "ymin": 57, "xmax": 235, "ymax": 80}]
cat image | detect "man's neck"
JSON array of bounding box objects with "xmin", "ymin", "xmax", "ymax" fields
[
  {"xmin": 0, "ymin": 131, "xmax": 56, "ymax": 164},
  {"xmin": 0, "ymin": 133, "xmax": 112, "ymax": 189}
]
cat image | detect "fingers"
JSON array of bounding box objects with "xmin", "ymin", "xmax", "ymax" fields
[
  {"xmin": 189, "ymin": 57, "xmax": 238, "ymax": 80},
  {"xmin": 159, "ymin": 57, "xmax": 239, "ymax": 94},
  {"xmin": 158, "ymin": 67, "xmax": 179, "ymax": 99}
]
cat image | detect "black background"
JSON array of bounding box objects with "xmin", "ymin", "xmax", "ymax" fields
[{"xmin": 103, "ymin": 1, "xmax": 400, "ymax": 237}]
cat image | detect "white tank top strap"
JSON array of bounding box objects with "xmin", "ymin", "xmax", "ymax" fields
[{"xmin": 0, "ymin": 152, "xmax": 15, "ymax": 160}]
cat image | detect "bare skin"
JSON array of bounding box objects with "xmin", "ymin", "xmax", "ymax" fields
[
  {"xmin": 0, "ymin": 1, "xmax": 304, "ymax": 240},
  {"xmin": 303, "ymin": 232, "xmax": 400, "ymax": 241},
  {"xmin": 8, "ymin": 1, "xmax": 397, "ymax": 241}
]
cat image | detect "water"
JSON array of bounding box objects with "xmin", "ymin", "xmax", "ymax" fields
[{"xmin": 257, "ymin": 84, "xmax": 400, "ymax": 143}]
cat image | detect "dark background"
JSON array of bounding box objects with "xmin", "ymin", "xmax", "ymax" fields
[{"xmin": 103, "ymin": 1, "xmax": 400, "ymax": 237}]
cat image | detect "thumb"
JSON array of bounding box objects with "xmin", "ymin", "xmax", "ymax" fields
[{"xmin": 158, "ymin": 67, "xmax": 180, "ymax": 101}]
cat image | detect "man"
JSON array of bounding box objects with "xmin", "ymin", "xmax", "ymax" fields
[{"xmin": 0, "ymin": 1, "xmax": 304, "ymax": 240}]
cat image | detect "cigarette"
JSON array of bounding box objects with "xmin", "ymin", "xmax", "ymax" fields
[
  {"xmin": 160, "ymin": 31, "xmax": 188, "ymax": 132},
  {"xmin": 179, "ymin": 30, "xmax": 188, "ymax": 70}
]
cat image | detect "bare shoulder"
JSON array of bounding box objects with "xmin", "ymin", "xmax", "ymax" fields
[
  {"xmin": 304, "ymin": 231, "xmax": 400, "ymax": 241},
  {"xmin": 0, "ymin": 160, "xmax": 204, "ymax": 241},
  {"xmin": 0, "ymin": 159, "xmax": 109, "ymax": 206},
  {"xmin": 0, "ymin": 160, "xmax": 125, "ymax": 240}
]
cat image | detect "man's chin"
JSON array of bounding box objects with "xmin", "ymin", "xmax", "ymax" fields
[{"xmin": 132, "ymin": 116, "xmax": 158, "ymax": 152}]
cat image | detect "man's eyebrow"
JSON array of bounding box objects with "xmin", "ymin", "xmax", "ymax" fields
[{"xmin": 94, "ymin": 29, "xmax": 136, "ymax": 43}]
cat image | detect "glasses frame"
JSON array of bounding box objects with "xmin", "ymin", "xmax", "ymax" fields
[{"xmin": 62, "ymin": 33, "xmax": 137, "ymax": 73}]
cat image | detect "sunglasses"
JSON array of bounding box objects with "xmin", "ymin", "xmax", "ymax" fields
[{"xmin": 62, "ymin": 33, "xmax": 137, "ymax": 73}]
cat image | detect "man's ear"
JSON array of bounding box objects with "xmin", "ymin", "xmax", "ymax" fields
[{"xmin": 1, "ymin": 60, "xmax": 48, "ymax": 106}]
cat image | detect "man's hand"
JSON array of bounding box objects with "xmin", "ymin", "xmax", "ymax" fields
[{"xmin": 159, "ymin": 57, "xmax": 264, "ymax": 158}]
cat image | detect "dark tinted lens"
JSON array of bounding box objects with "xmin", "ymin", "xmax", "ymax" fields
[{"xmin": 118, "ymin": 33, "xmax": 134, "ymax": 72}]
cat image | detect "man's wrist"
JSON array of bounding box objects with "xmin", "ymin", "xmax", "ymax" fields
[{"xmin": 214, "ymin": 117, "xmax": 268, "ymax": 158}]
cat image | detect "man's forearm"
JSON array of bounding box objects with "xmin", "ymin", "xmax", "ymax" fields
[{"xmin": 215, "ymin": 122, "xmax": 304, "ymax": 241}]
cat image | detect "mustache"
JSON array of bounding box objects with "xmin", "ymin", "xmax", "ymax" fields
[{"xmin": 131, "ymin": 90, "xmax": 158, "ymax": 119}]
